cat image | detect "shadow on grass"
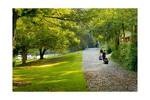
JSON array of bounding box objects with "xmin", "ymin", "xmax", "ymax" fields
[
  {"xmin": 15, "ymin": 54, "xmax": 76, "ymax": 67},
  {"xmin": 13, "ymin": 70, "xmax": 86, "ymax": 91},
  {"xmin": 13, "ymin": 51, "xmax": 87, "ymax": 91}
]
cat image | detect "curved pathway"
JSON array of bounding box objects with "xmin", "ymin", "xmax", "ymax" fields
[{"xmin": 82, "ymin": 48, "xmax": 137, "ymax": 91}]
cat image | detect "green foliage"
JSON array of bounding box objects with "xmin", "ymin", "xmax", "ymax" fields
[
  {"xmin": 15, "ymin": 17, "xmax": 35, "ymax": 49},
  {"xmin": 111, "ymin": 43, "xmax": 137, "ymax": 71},
  {"xmin": 128, "ymin": 43, "xmax": 137, "ymax": 71},
  {"xmin": 14, "ymin": 8, "xmax": 83, "ymax": 62},
  {"xmin": 13, "ymin": 8, "xmax": 137, "ymax": 67},
  {"xmin": 106, "ymin": 47, "xmax": 112, "ymax": 54}
]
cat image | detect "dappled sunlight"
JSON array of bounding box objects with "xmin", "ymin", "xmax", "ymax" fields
[
  {"xmin": 32, "ymin": 61, "xmax": 68, "ymax": 68},
  {"xmin": 14, "ymin": 61, "xmax": 68, "ymax": 69},
  {"xmin": 15, "ymin": 67, "xmax": 32, "ymax": 70},
  {"xmin": 46, "ymin": 79, "xmax": 68, "ymax": 83},
  {"xmin": 13, "ymin": 80, "xmax": 31, "ymax": 87},
  {"xmin": 41, "ymin": 75, "xmax": 52, "ymax": 78},
  {"xmin": 13, "ymin": 75, "xmax": 24, "ymax": 81},
  {"xmin": 13, "ymin": 51, "xmax": 87, "ymax": 91},
  {"xmin": 15, "ymin": 55, "xmax": 69, "ymax": 67},
  {"xmin": 61, "ymin": 70, "xmax": 80, "ymax": 76},
  {"xmin": 37, "ymin": 79, "xmax": 68, "ymax": 84},
  {"xmin": 13, "ymin": 75, "xmax": 34, "ymax": 81}
]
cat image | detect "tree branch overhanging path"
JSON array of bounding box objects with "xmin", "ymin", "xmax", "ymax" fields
[
  {"xmin": 13, "ymin": 8, "xmax": 137, "ymax": 91},
  {"xmin": 82, "ymin": 48, "xmax": 137, "ymax": 91}
]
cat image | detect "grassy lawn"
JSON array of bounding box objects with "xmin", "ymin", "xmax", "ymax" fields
[{"xmin": 13, "ymin": 51, "xmax": 87, "ymax": 91}]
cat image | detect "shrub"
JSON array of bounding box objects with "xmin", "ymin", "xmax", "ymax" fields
[
  {"xmin": 128, "ymin": 43, "xmax": 137, "ymax": 71},
  {"xmin": 111, "ymin": 43, "xmax": 137, "ymax": 72},
  {"xmin": 107, "ymin": 47, "xmax": 112, "ymax": 54}
]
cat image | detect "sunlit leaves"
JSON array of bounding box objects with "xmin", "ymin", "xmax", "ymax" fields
[{"xmin": 14, "ymin": 8, "xmax": 137, "ymax": 54}]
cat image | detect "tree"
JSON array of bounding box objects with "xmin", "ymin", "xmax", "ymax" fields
[
  {"xmin": 13, "ymin": 8, "xmax": 137, "ymax": 68},
  {"xmin": 14, "ymin": 8, "xmax": 82, "ymax": 61},
  {"xmin": 15, "ymin": 16, "xmax": 36, "ymax": 64}
]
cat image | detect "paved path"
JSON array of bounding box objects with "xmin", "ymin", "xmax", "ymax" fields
[{"xmin": 82, "ymin": 48, "xmax": 137, "ymax": 91}]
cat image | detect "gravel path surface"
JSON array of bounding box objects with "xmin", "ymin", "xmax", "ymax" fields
[{"xmin": 82, "ymin": 48, "xmax": 137, "ymax": 91}]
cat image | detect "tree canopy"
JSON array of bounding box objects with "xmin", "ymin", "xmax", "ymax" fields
[{"xmin": 13, "ymin": 8, "xmax": 137, "ymax": 67}]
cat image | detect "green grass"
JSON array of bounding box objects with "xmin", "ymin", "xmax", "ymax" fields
[{"xmin": 13, "ymin": 51, "xmax": 87, "ymax": 91}]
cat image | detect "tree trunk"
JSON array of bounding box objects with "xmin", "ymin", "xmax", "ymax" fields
[
  {"xmin": 21, "ymin": 47, "xmax": 27, "ymax": 64},
  {"xmin": 115, "ymin": 31, "xmax": 120, "ymax": 50},
  {"xmin": 131, "ymin": 25, "xmax": 137, "ymax": 43},
  {"xmin": 39, "ymin": 48, "xmax": 47, "ymax": 59},
  {"xmin": 13, "ymin": 9, "xmax": 19, "ymax": 37},
  {"xmin": 116, "ymin": 36, "xmax": 120, "ymax": 49},
  {"xmin": 122, "ymin": 23, "xmax": 125, "ymax": 42},
  {"xmin": 134, "ymin": 25, "xmax": 137, "ymax": 33}
]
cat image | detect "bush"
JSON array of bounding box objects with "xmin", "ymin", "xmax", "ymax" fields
[
  {"xmin": 128, "ymin": 43, "xmax": 137, "ymax": 71},
  {"xmin": 111, "ymin": 43, "xmax": 137, "ymax": 72},
  {"xmin": 107, "ymin": 48, "xmax": 112, "ymax": 54}
]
